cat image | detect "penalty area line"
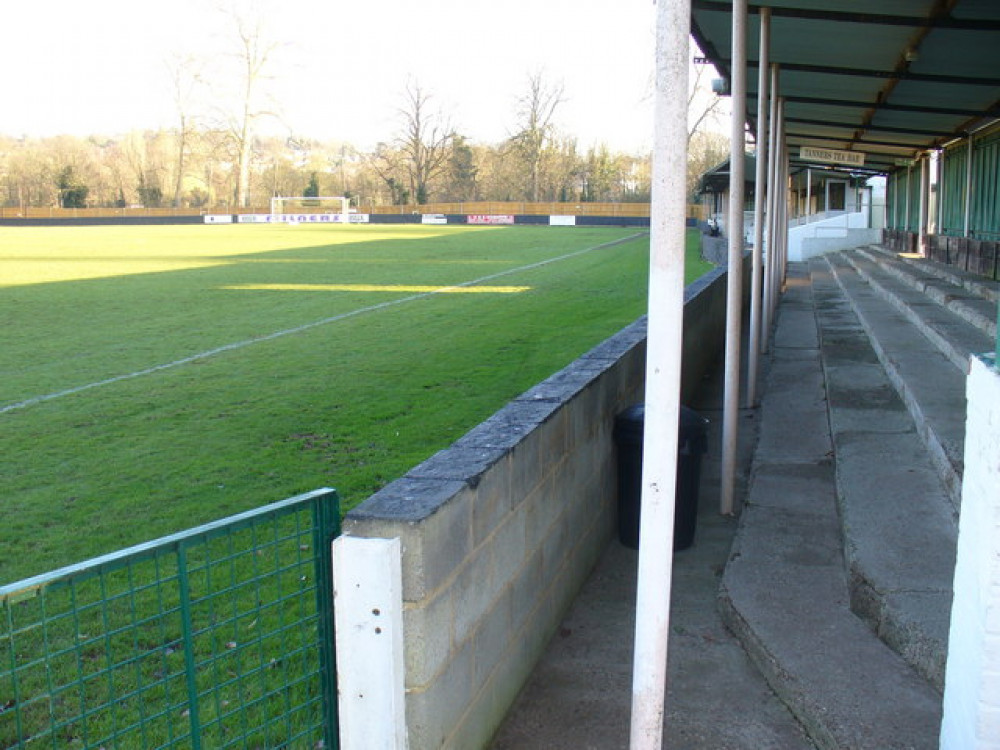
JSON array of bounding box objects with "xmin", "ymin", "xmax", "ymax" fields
[{"xmin": 1, "ymin": 232, "xmax": 647, "ymax": 416}]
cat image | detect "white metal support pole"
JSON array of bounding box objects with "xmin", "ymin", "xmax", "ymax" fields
[
  {"xmin": 627, "ymin": 0, "xmax": 688, "ymax": 745},
  {"xmin": 964, "ymin": 135, "xmax": 974, "ymax": 237},
  {"xmin": 780, "ymin": 129, "xmax": 789, "ymax": 283},
  {"xmin": 806, "ymin": 168, "xmax": 812, "ymax": 219},
  {"xmin": 886, "ymin": 172, "xmax": 899, "ymax": 231},
  {"xmin": 777, "ymin": 109, "xmax": 788, "ymax": 289},
  {"xmin": 905, "ymin": 165, "xmax": 912, "ymax": 233},
  {"xmin": 747, "ymin": 7, "xmax": 770, "ymax": 408},
  {"xmin": 720, "ymin": 0, "xmax": 748, "ymax": 517},
  {"xmin": 918, "ymin": 155, "xmax": 929, "ymax": 256},
  {"xmin": 936, "ymin": 150, "xmax": 945, "ymax": 234},
  {"xmin": 761, "ymin": 64, "xmax": 780, "ymax": 355},
  {"xmin": 770, "ymin": 100, "xmax": 787, "ymax": 318}
]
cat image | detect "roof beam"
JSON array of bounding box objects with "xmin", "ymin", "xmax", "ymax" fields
[
  {"xmin": 783, "ymin": 116, "xmax": 955, "ymax": 138},
  {"xmin": 851, "ymin": 0, "xmax": 959, "ymax": 146},
  {"xmin": 785, "ymin": 130, "xmax": 925, "ymax": 151},
  {"xmin": 743, "ymin": 60, "xmax": 1000, "ymax": 88},
  {"xmin": 691, "ymin": 0, "xmax": 1000, "ymax": 30},
  {"xmin": 748, "ymin": 92, "xmax": 997, "ymax": 118}
]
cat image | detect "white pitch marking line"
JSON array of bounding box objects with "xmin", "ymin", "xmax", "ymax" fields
[{"xmin": 1, "ymin": 233, "xmax": 646, "ymax": 416}]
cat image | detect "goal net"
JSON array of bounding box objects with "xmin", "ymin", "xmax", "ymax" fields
[{"xmin": 269, "ymin": 196, "xmax": 350, "ymax": 223}]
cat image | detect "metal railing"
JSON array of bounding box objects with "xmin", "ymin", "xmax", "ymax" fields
[{"xmin": 1, "ymin": 488, "xmax": 340, "ymax": 749}]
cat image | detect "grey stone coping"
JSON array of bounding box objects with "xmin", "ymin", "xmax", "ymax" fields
[{"xmin": 346, "ymin": 267, "xmax": 729, "ymax": 527}]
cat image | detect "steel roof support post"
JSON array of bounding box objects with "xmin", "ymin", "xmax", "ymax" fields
[
  {"xmin": 905, "ymin": 165, "xmax": 912, "ymax": 237},
  {"xmin": 935, "ymin": 150, "xmax": 945, "ymax": 236},
  {"xmin": 747, "ymin": 7, "xmax": 770, "ymax": 408},
  {"xmin": 964, "ymin": 135, "xmax": 974, "ymax": 238},
  {"xmin": 780, "ymin": 126, "xmax": 790, "ymax": 285},
  {"xmin": 762, "ymin": 65, "xmax": 780, "ymax": 355},
  {"xmin": 720, "ymin": 0, "xmax": 748, "ymax": 517},
  {"xmin": 628, "ymin": 0, "xmax": 689, "ymax": 746},
  {"xmin": 806, "ymin": 169, "xmax": 812, "ymax": 220},
  {"xmin": 771, "ymin": 101, "xmax": 788, "ymax": 309},
  {"xmin": 919, "ymin": 155, "xmax": 929, "ymax": 256}
]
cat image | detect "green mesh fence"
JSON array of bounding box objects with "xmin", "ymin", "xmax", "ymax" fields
[{"xmin": 1, "ymin": 488, "xmax": 340, "ymax": 750}]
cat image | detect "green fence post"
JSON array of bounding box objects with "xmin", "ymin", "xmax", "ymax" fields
[
  {"xmin": 312, "ymin": 490, "xmax": 341, "ymax": 749},
  {"xmin": 177, "ymin": 543, "xmax": 202, "ymax": 750}
]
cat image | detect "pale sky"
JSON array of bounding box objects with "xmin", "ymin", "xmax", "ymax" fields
[{"xmin": 2, "ymin": 0, "xmax": 662, "ymax": 152}]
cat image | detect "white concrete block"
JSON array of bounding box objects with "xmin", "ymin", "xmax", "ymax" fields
[{"xmin": 333, "ymin": 536, "xmax": 408, "ymax": 750}]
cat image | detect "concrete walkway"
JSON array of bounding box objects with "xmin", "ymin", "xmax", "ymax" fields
[
  {"xmin": 490, "ymin": 298, "xmax": 814, "ymax": 749},
  {"xmin": 491, "ymin": 250, "xmax": 967, "ymax": 748}
]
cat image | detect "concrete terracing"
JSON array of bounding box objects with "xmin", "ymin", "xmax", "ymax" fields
[{"xmin": 493, "ymin": 244, "xmax": 991, "ymax": 749}]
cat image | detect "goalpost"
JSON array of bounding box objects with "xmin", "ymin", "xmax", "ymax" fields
[{"xmin": 269, "ymin": 196, "xmax": 350, "ymax": 223}]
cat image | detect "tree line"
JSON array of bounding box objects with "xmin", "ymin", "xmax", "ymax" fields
[
  {"xmin": 0, "ymin": 89, "xmax": 654, "ymax": 213},
  {"xmin": 0, "ymin": 1, "xmax": 729, "ymax": 215}
]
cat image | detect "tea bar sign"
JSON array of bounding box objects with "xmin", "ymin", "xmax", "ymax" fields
[{"xmin": 799, "ymin": 146, "xmax": 865, "ymax": 167}]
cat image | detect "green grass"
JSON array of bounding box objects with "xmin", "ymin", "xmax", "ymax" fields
[
  {"xmin": 0, "ymin": 223, "xmax": 711, "ymax": 584},
  {"xmin": 1, "ymin": 222, "xmax": 711, "ymax": 747}
]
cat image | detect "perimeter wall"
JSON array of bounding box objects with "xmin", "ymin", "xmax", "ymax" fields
[{"xmin": 341, "ymin": 260, "xmax": 747, "ymax": 748}]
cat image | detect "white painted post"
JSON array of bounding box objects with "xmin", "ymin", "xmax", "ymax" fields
[
  {"xmin": 747, "ymin": 7, "xmax": 770, "ymax": 408},
  {"xmin": 777, "ymin": 113, "xmax": 789, "ymax": 289},
  {"xmin": 806, "ymin": 168, "xmax": 812, "ymax": 220},
  {"xmin": 964, "ymin": 135, "xmax": 974, "ymax": 238},
  {"xmin": 628, "ymin": 0, "xmax": 688, "ymax": 745},
  {"xmin": 720, "ymin": 0, "xmax": 748, "ymax": 517},
  {"xmin": 332, "ymin": 536, "xmax": 408, "ymax": 750},
  {"xmin": 761, "ymin": 64, "xmax": 780, "ymax": 355},
  {"xmin": 936, "ymin": 150, "xmax": 945, "ymax": 235},
  {"xmin": 905, "ymin": 165, "xmax": 912, "ymax": 234},
  {"xmin": 771, "ymin": 100, "xmax": 787, "ymax": 308},
  {"xmin": 918, "ymin": 156, "xmax": 929, "ymax": 256}
]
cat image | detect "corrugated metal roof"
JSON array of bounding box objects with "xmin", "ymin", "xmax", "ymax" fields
[{"xmin": 690, "ymin": 1, "xmax": 1000, "ymax": 174}]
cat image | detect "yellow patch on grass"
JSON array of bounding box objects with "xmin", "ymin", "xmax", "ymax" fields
[{"xmin": 222, "ymin": 283, "xmax": 531, "ymax": 294}]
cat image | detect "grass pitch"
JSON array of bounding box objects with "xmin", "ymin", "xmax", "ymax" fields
[{"xmin": 0, "ymin": 223, "xmax": 709, "ymax": 583}]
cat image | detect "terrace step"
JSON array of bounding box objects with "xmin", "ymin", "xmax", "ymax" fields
[
  {"xmin": 842, "ymin": 246, "xmax": 995, "ymax": 370},
  {"xmin": 812, "ymin": 257, "xmax": 957, "ymax": 692},
  {"xmin": 822, "ymin": 250, "xmax": 976, "ymax": 509},
  {"xmin": 861, "ymin": 244, "xmax": 1000, "ymax": 305},
  {"xmin": 854, "ymin": 244, "xmax": 998, "ymax": 343},
  {"xmin": 719, "ymin": 262, "xmax": 944, "ymax": 749}
]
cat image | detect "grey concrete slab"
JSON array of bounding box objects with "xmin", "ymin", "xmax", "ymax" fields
[
  {"xmin": 491, "ymin": 255, "xmax": 965, "ymax": 750},
  {"xmin": 821, "ymin": 253, "xmax": 970, "ymax": 505},
  {"xmin": 859, "ymin": 244, "xmax": 1000, "ymax": 318},
  {"xmin": 813, "ymin": 254, "xmax": 960, "ymax": 690},
  {"xmin": 833, "ymin": 429, "xmax": 957, "ymax": 593},
  {"xmin": 839, "ymin": 251, "xmax": 993, "ymax": 369},
  {"xmin": 721, "ymin": 499, "xmax": 942, "ymax": 750},
  {"xmin": 490, "ymin": 320, "xmax": 814, "ymax": 750},
  {"xmin": 754, "ymin": 350, "xmax": 832, "ymax": 465},
  {"xmin": 773, "ymin": 304, "xmax": 820, "ymax": 350}
]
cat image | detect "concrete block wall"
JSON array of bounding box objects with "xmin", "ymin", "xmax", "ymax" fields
[
  {"xmin": 941, "ymin": 354, "xmax": 1000, "ymax": 750},
  {"xmin": 342, "ymin": 264, "xmax": 734, "ymax": 749}
]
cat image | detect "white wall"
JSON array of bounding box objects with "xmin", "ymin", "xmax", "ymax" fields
[
  {"xmin": 787, "ymin": 210, "xmax": 877, "ymax": 261},
  {"xmin": 941, "ymin": 355, "xmax": 1000, "ymax": 750}
]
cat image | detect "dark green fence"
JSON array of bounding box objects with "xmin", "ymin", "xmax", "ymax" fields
[{"xmin": 1, "ymin": 488, "xmax": 340, "ymax": 749}]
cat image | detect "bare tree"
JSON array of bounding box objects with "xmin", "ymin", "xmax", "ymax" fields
[
  {"xmin": 394, "ymin": 82, "xmax": 454, "ymax": 205},
  {"xmin": 688, "ymin": 59, "xmax": 725, "ymax": 143},
  {"xmin": 509, "ymin": 71, "xmax": 565, "ymax": 202},
  {"xmin": 213, "ymin": 3, "xmax": 282, "ymax": 207},
  {"xmin": 167, "ymin": 55, "xmax": 204, "ymax": 207}
]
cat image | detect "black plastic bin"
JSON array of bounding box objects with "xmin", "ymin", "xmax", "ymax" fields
[{"xmin": 614, "ymin": 404, "xmax": 709, "ymax": 551}]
